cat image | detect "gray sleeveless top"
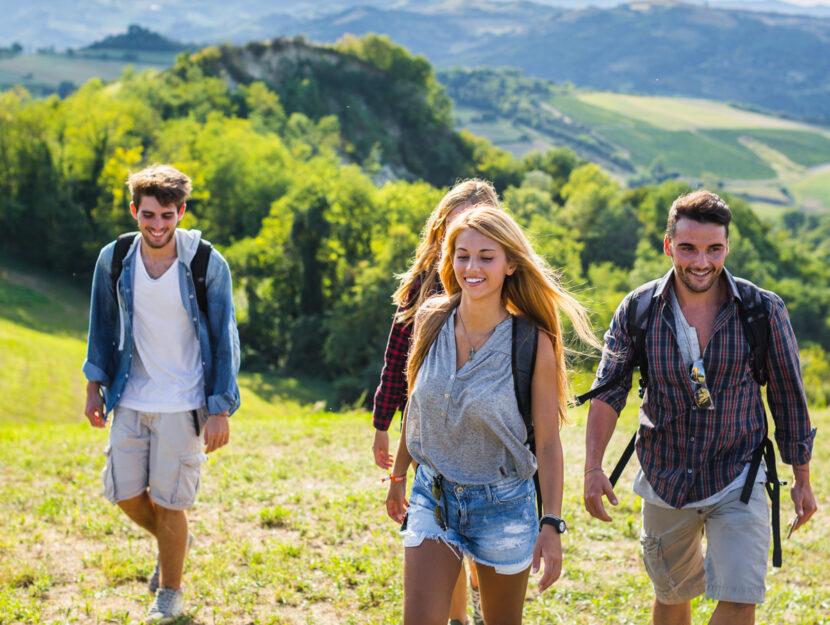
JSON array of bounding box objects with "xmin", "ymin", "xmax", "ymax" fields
[{"xmin": 406, "ymin": 309, "xmax": 537, "ymax": 484}]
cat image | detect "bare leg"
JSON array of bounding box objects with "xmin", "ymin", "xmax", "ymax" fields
[
  {"xmin": 709, "ymin": 601, "xmax": 754, "ymax": 625},
  {"xmin": 449, "ymin": 559, "xmax": 468, "ymax": 623},
  {"xmin": 156, "ymin": 506, "xmax": 188, "ymax": 591},
  {"xmin": 468, "ymin": 559, "xmax": 480, "ymax": 588},
  {"xmin": 404, "ymin": 540, "xmax": 463, "ymax": 625},
  {"xmin": 475, "ymin": 563, "xmax": 530, "ymax": 625},
  {"xmin": 117, "ymin": 492, "xmax": 158, "ymax": 536},
  {"xmin": 653, "ymin": 599, "xmax": 691, "ymax": 625}
]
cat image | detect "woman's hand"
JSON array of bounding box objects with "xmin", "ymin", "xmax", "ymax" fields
[
  {"xmin": 386, "ymin": 480, "xmax": 408, "ymax": 524},
  {"xmin": 531, "ymin": 526, "xmax": 562, "ymax": 592}
]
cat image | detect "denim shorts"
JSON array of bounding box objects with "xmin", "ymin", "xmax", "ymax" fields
[{"xmin": 401, "ymin": 464, "xmax": 538, "ymax": 575}]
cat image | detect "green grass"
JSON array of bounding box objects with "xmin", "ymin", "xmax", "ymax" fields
[{"xmin": 1, "ymin": 264, "xmax": 828, "ymax": 624}]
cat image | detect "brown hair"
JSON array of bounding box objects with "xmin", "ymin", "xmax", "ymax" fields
[
  {"xmin": 666, "ymin": 190, "xmax": 732, "ymax": 240},
  {"xmin": 407, "ymin": 206, "xmax": 600, "ymax": 423},
  {"xmin": 127, "ymin": 164, "xmax": 192, "ymax": 209},
  {"xmin": 393, "ymin": 179, "xmax": 499, "ymax": 326}
]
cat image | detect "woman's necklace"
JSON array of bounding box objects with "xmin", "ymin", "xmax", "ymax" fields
[{"xmin": 457, "ymin": 310, "xmax": 508, "ymax": 361}]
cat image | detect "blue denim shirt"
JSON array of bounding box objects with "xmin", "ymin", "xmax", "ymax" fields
[{"xmin": 83, "ymin": 229, "xmax": 241, "ymax": 417}]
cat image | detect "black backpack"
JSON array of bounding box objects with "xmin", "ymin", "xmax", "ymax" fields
[
  {"xmin": 574, "ymin": 278, "xmax": 785, "ymax": 567},
  {"xmin": 110, "ymin": 232, "xmax": 212, "ymax": 316},
  {"xmin": 511, "ymin": 315, "xmax": 542, "ymax": 517}
]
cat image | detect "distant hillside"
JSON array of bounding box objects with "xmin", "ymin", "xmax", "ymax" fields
[
  {"xmin": 84, "ymin": 24, "xmax": 188, "ymax": 52},
  {"xmin": 294, "ymin": 1, "xmax": 830, "ymax": 123}
]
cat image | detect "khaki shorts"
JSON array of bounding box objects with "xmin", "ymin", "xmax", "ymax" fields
[
  {"xmin": 641, "ymin": 482, "xmax": 769, "ymax": 605},
  {"xmin": 102, "ymin": 406, "xmax": 208, "ymax": 510}
]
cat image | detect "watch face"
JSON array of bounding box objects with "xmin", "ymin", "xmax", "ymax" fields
[{"xmin": 557, "ymin": 520, "xmax": 566, "ymax": 533}]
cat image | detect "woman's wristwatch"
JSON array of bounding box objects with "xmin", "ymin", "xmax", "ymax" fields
[{"xmin": 539, "ymin": 514, "xmax": 567, "ymax": 534}]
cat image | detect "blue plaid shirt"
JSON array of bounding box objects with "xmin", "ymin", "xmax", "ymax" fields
[{"xmin": 592, "ymin": 269, "xmax": 815, "ymax": 507}]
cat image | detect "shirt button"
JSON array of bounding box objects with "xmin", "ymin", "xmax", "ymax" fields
[
  {"xmin": 690, "ymin": 436, "xmax": 695, "ymax": 442},
  {"xmin": 190, "ymin": 294, "xmax": 194, "ymax": 299},
  {"xmin": 193, "ymin": 317, "xmax": 197, "ymax": 322},
  {"xmin": 687, "ymin": 469, "xmax": 693, "ymax": 474},
  {"xmin": 441, "ymin": 411, "xmax": 446, "ymax": 416},
  {"xmin": 125, "ymin": 373, "xmax": 129, "ymax": 378},
  {"xmin": 444, "ymin": 393, "xmax": 449, "ymax": 398},
  {"xmin": 450, "ymin": 375, "xmax": 455, "ymax": 380}
]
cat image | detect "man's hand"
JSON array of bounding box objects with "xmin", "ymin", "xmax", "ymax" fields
[
  {"xmin": 789, "ymin": 465, "xmax": 817, "ymax": 535},
  {"xmin": 583, "ymin": 468, "xmax": 618, "ymax": 522},
  {"xmin": 204, "ymin": 413, "xmax": 230, "ymax": 453},
  {"xmin": 372, "ymin": 429, "xmax": 393, "ymax": 469},
  {"xmin": 84, "ymin": 382, "xmax": 106, "ymax": 428}
]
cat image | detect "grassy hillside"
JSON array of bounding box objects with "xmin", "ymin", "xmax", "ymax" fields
[{"xmin": 1, "ymin": 264, "xmax": 828, "ymax": 623}]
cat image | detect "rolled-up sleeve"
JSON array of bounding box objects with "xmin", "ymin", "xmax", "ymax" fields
[
  {"xmin": 590, "ymin": 294, "xmax": 637, "ymax": 415},
  {"xmin": 765, "ymin": 292, "xmax": 814, "ymax": 465}
]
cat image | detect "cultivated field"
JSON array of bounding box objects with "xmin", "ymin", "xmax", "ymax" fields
[{"xmin": 1, "ymin": 265, "xmax": 827, "ymax": 624}]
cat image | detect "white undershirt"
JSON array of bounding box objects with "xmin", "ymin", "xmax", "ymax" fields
[{"xmin": 119, "ymin": 251, "xmax": 205, "ymax": 412}]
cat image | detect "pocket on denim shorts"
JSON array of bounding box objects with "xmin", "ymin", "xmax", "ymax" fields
[
  {"xmin": 490, "ymin": 477, "xmax": 533, "ymax": 505},
  {"xmin": 172, "ymin": 452, "xmax": 207, "ymax": 507},
  {"xmin": 102, "ymin": 444, "xmax": 116, "ymax": 502}
]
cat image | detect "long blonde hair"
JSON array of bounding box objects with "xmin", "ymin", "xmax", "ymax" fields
[
  {"xmin": 393, "ymin": 179, "xmax": 499, "ymax": 325},
  {"xmin": 407, "ymin": 206, "xmax": 600, "ymax": 422}
]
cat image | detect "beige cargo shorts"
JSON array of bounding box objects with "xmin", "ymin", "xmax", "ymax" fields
[
  {"xmin": 640, "ymin": 482, "xmax": 770, "ymax": 606},
  {"xmin": 102, "ymin": 406, "xmax": 208, "ymax": 510}
]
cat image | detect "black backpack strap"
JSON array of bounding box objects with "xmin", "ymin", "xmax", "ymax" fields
[
  {"xmin": 512, "ymin": 315, "xmax": 539, "ymax": 515},
  {"xmin": 733, "ymin": 278, "xmax": 780, "ymax": 565},
  {"xmin": 110, "ymin": 232, "xmax": 138, "ymax": 295},
  {"xmin": 609, "ymin": 432, "xmax": 637, "ymax": 488},
  {"xmin": 190, "ymin": 238, "xmax": 212, "ymax": 315},
  {"xmin": 734, "ymin": 278, "xmax": 770, "ymax": 386}
]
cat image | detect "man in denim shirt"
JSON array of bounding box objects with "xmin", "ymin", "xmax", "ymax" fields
[
  {"xmin": 83, "ymin": 164, "xmax": 240, "ymax": 623},
  {"xmin": 583, "ymin": 191, "xmax": 815, "ymax": 625}
]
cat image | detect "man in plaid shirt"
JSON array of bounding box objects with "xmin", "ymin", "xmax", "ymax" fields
[{"xmin": 583, "ymin": 191, "xmax": 816, "ymax": 625}]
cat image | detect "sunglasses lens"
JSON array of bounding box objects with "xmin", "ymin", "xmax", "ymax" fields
[
  {"xmin": 432, "ymin": 479, "xmax": 441, "ymax": 499},
  {"xmin": 433, "ymin": 506, "xmax": 444, "ymax": 529},
  {"xmin": 690, "ymin": 361, "xmax": 705, "ymax": 384}
]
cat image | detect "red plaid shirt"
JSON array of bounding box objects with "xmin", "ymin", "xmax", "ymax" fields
[
  {"xmin": 372, "ymin": 274, "xmax": 443, "ymax": 430},
  {"xmin": 592, "ymin": 269, "xmax": 815, "ymax": 507}
]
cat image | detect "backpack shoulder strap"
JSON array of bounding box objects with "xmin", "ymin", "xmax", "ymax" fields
[
  {"xmin": 574, "ymin": 280, "xmax": 659, "ymax": 406},
  {"xmin": 190, "ymin": 238, "xmax": 212, "ymax": 315},
  {"xmin": 110, "ymin": 232, "xmax": 138, "ymax": 295},
  {"xmin": 512, "ymin": 315, "xmax": 538, "ymax": 446},
  {"xmin": 734, "ymin": 278, "xmax": 770, "ymax": 386},
  {"xmin": 512, "ymin": 315, "xmax": 540, "ymax": 516}
]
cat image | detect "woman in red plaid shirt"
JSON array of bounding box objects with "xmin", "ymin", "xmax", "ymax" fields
[{"xmin": 372, "ymin": 179, "xmax": 499, "ymax": 625}]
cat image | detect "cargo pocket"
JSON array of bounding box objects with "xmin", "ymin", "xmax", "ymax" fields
[
  {"xmin": 641, "ymin": 535, "xmax": 675, "ymax": 597},
  {"xmin": 102, "ymin": 444, "xmax": 117, "ymax": 503},
  {"xmin": 172, "ymin": 452, "xmax": 208, "ymax": 507}
]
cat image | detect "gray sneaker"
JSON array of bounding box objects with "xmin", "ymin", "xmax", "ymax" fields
[
  {"xmin": 145, "ymin": 587, "xmax": 184, "ymax": 624},
  {"xmin": 148, "ymin": 532, "xmax": 194, "ymax": 594}
]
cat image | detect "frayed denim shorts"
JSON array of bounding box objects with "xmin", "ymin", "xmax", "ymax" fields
[{"xmin": 401, "ymin": 464, "xmax": 538, "ymax": 575}]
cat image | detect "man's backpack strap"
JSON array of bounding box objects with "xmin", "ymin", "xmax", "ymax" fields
[
  {"xmin": 609, "ymin": 432, "xmax": 637, "ymax": 488},
  {"xmin": 734, "ymin": 278, "xmax": 769, "ymax": 386},
  {"xmin": 190, "ymin": 238, "xmax": 212, "ymax": 315},
  {"xmin": 110, "ymin": 232, "xmax": 139, "ymax": 295},
  {"xmin": 512, "ymin": 315, "xmax": 540, "ymax": 516}
]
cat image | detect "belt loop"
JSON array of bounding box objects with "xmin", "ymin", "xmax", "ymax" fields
[{"xmin": 484, "ymin": 483, "xmax": 493, "ymax": 502}]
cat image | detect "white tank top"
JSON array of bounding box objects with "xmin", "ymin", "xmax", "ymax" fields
[{"xmin": 119, "ymin": 251, "xmax": 205, "ymax": 412}]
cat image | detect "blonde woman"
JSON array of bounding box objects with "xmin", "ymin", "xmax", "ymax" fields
[
  {"xmin": 372, "ymin": 179, "xmax": 498, "ymax": 625},
  {"xmin": 386, "ymin": 206, "xmax": 598, "ymax": 625}
]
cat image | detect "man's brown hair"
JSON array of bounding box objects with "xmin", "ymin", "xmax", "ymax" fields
[
  {"xmin": 666, "ymin": 190, "xmax": 732, "ymax": 240},
  {"xmin": 127, "ymin": 164, "xmax": 192, "ymax": 209}
]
